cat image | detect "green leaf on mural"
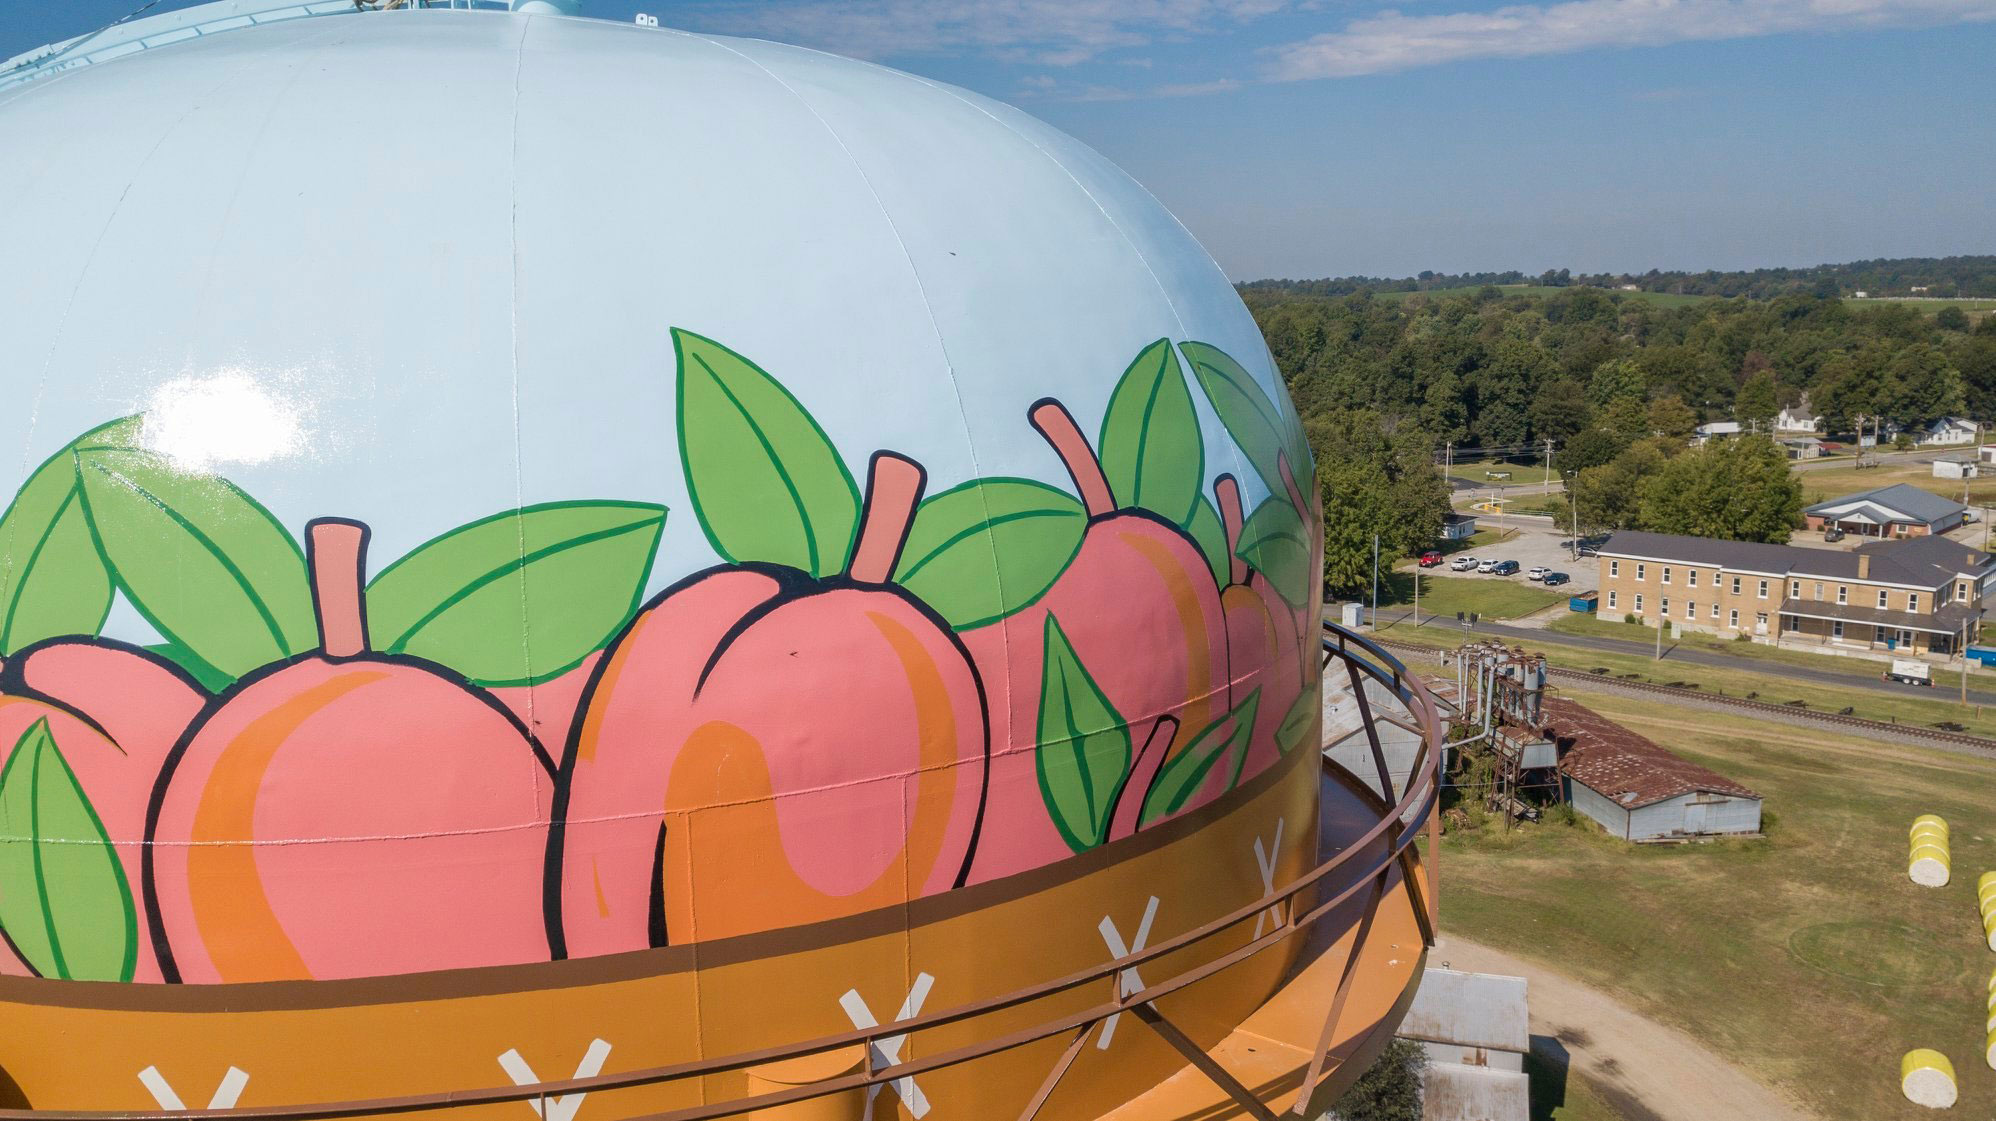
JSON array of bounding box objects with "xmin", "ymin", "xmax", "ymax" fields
[
  {"xmin": 1185, "ymin": 494, "xmax": 1228, "ymax": 589},
  {"xmin": 1181, "ymin": 341, "xmax": 1313, "ymax": 498},
  {"xmin": 367, "ymin": 502, "xmax": 667, "ymax": 686},
  {"xmin": 895, "ymin": 479, "xmax": 1085, "ymax": 630},
  {"xmin": 0, "ymin": 451, "xmax": 112, "ymax": 655},
  {"xmin": 1236, "ymin": 497, "xmax": 1312, "ymax": 609},
  {"xmin": 1139, "ymin": 689, "xmax": 1260, "ymax": 828},
  {"xmin": 74, "ymin": 447, "xmax": 315, "ymax": 682},
  {"xmin": 1275, "ymin": 685, "xmax": 1318, "ymax": 756},
  {"xmin": 674, "ymin": 329, "xmax": 859, "ymax": 578},
  {"xmin": 144, "ymin": 642, "xmax": 236, "ymax": 695},
  {"xmin": 1036, "ymin": 614, "xmax": 1131, "ymax": 853},
  {"xmin": 1099, "ymin": 339, "xmax": 1202, "ymax": 526},
  {"xmin": 0, "ymin": 719, "xmax": 136, "ymax": 982}
]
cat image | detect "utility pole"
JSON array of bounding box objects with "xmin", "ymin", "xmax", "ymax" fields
[
  {"xmin": 1566, "ymin": 470, "xmax": 1579, "ymax": 562},
  {"xmin": 1655, "ymin": 612, "xmax": 1665, "ymax": 660},
  {"xmin": 1962, "ymin": 617, "xmax": 1970, "ymax": 706},
  {"xmin": 1370, "ymin": 533, "xmax": 1380, "ymax": 630},
  {"xmin": 1543, "ymin": 437, "xmax": 1554, "ymax": 490}
]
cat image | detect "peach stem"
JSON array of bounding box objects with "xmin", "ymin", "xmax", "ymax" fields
[
  {"xmin": 1029, "ymin": 400, "xmax": 1116, "ymax": 519},
  {"xmin": 847, "ymin": 452, "xmax": 927, "ymax": 585},
  {"xmin": 307, "ymin": 519, "xmax": 370, "ymax": 658},
  {"xmin": 1277, "ymin": 452, "xmax": 1309, "ymax": 521},
  {"xmin": 1213, "ymin": 475, "xmax": 1249, "ymax": 587}
]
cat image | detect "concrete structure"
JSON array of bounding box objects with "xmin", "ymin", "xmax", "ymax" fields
[
  {"xmin": 1595, "ymin": 531, "xmax": 1996, "ymax": 655},
  {"xmin": 1442, "ymin": 511, "xmax": 1479, "ymax": 541},
  {"xmin": 1935, "ymin": 459, "xmax": 1979, "ymax": 480},
  {"xmin": 1781, "ymin": 437, "xmax": 1824, "ymax": 460},
  {"xmin": 1804, "ymin": 483, "xmax": 1967, "ymax": 537},
  {"xmin": 1979, "ymin": 444, "xmax": 1996, "ymax": 466},
  {"xmin": 1541, "ymin": 697, "xmax": 1762, "ymax": 840},
  {"xmin": 1398, "ymin": 967, "xmax": 1529, "ymax": 1121},
  {"xmin": 1919, "ymin": 417, "xmax": 1980, "ymax": 447}
]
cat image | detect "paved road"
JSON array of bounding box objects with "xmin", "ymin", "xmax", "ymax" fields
[
  {"xmin": 1434, "ymin": 935, "xmax": 1818, "ymax": 1121},
  {"xmin": 1373, "ymin": 614, "xmax": 1996, "ymax": 708},
  {"xmin": 1447, "ymin": 446, "xmax": 1954, "ymax": 496}
]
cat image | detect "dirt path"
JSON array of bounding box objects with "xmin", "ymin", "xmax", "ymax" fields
[{"xmin": 1431, "ymin": 935, "xmax": 1819, "ymax": 1121}]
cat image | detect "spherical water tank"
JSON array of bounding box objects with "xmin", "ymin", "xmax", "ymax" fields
[{"xmin": 0, "ymin": 5, "xmax": 1329, "ymax": 1114}]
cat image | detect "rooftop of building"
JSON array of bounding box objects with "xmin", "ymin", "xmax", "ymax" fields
[
  {"xmin": 1597, "ymin": 529, "xmax": 1995, "ymax": 588},
  {"xmin": 1804, "ymin": 483, "xmax": 1966, "ymax": 524},
  {"xmin": 1537, "ymin": 696, "xmax": 1761, "ymax": 810}
]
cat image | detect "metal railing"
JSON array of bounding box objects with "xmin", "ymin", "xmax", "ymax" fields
[
  {"xmin": 0, "ymin": 0, "xmax": 518, "ymax": 93},
  {"xmin": 0, "ymin": 618, "xmax": 1441, "ymax": 1121}
]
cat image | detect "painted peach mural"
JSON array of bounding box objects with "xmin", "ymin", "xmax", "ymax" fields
[{"xmin": 0, "ymin": 330, "xmax": 1319, "ymax": 984}]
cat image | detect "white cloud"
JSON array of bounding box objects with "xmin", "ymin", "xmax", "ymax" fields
[
  {"xmin": 1267, "ymin": 0, "xmax": 1996, "ymax": 80},
  {"xmin": 676, "ymin": 0, "xmax": 1288, "ymax": 64}
]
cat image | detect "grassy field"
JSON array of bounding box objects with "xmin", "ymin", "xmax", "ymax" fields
[
  {"xmin": 1847, "ymin": 296, "xmax": 1996, "ymax": 320},
  {"xmin": 1526, "ymin": 1049, "xmax": 1626, "ymax": 1121},
  {"xmin": 1439, "ymin": 686, "xmax": 1996, "ymax": 1120},
  {"xmin": 1543, "ymin": 612, "xmax": 1974, "ymax": 684},
  {"xmin": 1377, "ymin": 572, "xmax": 1567, "ymax": 621},
  {"xmin": 1379, "ymin": 619, "xmax": 1996, "ymax": 737},
  {"xmin": 1376, "ymin": 284, "xmax": 1716, "ymax": 310},
  {"xmin": 1795, "ymin": 460, "xmax": 1996, "ymax": 510},
  {"xmin": 1446, "ymin": 458, "xmax": 1542, "ymax": 488}
]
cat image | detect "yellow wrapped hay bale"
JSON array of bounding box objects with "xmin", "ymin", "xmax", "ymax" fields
[
  {"xmin": 1987, "ymin": 1032, "xmax": 1996, "ymax": 1072},
  {"xmin": 1910, "ymin": 839, "xmax": 1951, "ymax": 887},
  {"xmin": 1914, "ymin": 814, "xmax": 1950, "ymax": 837},
  {"xmin": 1902, "ymin": 1049, "xmax": 1958, "ymax": 1108}
]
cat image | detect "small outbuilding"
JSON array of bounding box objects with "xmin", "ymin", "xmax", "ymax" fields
[
  {"xmin": 1539, "ymin": 697, "xmax": 1762, "ymax": 840},
  {"xmin": 1442, "ymin": 511, "xmax": 1478, "ymax": 541}
]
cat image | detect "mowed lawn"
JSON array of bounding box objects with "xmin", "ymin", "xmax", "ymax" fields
[
  {"xmin": 1795, "ymin": 460, "xmax": 1996, "ymax": 510},
  {"xmin": 1439, "ymin": 688, "xmax": 1996, "ymax": 1120},
  {"xmin": 1380, "ymin": 620, "xmax": 1996, "ymax": 738},
  {"xmin": 1378, "ymin": 572, "xmax": 1567, "ymax": 620}
]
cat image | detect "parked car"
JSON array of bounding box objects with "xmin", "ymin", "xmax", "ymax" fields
[
  {"xmin": 1526, "ymin": 566, "xmax": 1550, "ymax": 581},
  {"xmin": 1577, "ymin": 545, "xmax": 1599, "ymax": 557},
  {"xmin": 1450, "ymin": 556, "xmax": 1479, "ymax": 571},
  {"xmin": 1476, "ymin": 558, "xmax": 1499, "ymax": 573},
  {"xmin": 1491, "ymin": 560, "xmax": 1521, "ymax": 576},
  {"xmin": 1418, "ymin": 550, "xmax": 1444, "ymax": 567},
  {"xmin": 1824, "ymin": 527, "xmax": 1846, "ymax": 542},
  {"xmin": 1542, "ymin": 571, "xmax": 1571, "ymax": 587}
]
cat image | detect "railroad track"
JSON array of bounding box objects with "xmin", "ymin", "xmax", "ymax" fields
[{"xmin": 1375, "ymin": 639, "xmax": 1996, "ymax": 755}]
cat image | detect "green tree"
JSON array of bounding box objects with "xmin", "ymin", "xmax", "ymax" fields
[
  {"xmin": 1306, "ymin": 411, "xmax": 1452, "ymax": 595},
  {"xmin": 1586, "ymin": 358, "xmax": 1645, "ymax": 406},
  {"xmin": 1571, "ymin": 441, "xmax": 1665, "ymax": 533},
  {"xmin": 1883, "ymin": 344, "xmax": 1965, "ymax": 426},
  {"xmin": 1937, "ymin": 306, "xmax": 1971, "ymax": 332},
  {"xmin": 1327, "ymin": 1038, "xmax": 1426, "ymax": 1121},
  {"xmin": 1735, "ymin": 369, "xmax": 1779, "ymax": 432},
  {"xmin": 1646, "ymin": 395, "xmax": 1698, "ymax": 441},
  {"xmin": 1559, "ymin": 426, "xmax": 1628, "ymax": 474},
  {"xmin": 1528, "ymin": 378, "xmax": 1592, "ymax": 449},
  {"xmin": 1636, "ymin": 436, "xmax": 1801, "ymax": 542}
]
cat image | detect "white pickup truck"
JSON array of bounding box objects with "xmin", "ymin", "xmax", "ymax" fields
[{"xmin": 1885, "ymin": 658, "xmax": 1932, "ymax": 686}]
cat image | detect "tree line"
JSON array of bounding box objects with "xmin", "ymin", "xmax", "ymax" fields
[
  {"xmin": 1251, "ymin": 281, "xmax": 1996, "ymax": 592},
  {"xmin": 1243, "ymin": 254, "xmax": 1996, "ymax": 300}
]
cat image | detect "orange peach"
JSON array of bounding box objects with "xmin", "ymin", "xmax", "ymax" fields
[
  {"xmin": 549, "ymin": 453, "xmax": 989, "ymax": 954},
  {"xmin": 146, "ymin": 520, "xmax": 554, "ymax": 982}
]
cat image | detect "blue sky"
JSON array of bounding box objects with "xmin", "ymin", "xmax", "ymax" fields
[{"xmin": 6, "ymin": 0, "xmax": 1994, "ymax": 279}]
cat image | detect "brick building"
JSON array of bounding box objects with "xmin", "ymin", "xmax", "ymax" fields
[{"xmin": 1594, "ymin": 531, "xmax": 1996, "ymax": 655}]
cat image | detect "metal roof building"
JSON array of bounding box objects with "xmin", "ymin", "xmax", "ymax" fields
[
  {"xmin": 1538, "ymin": 697, "xmax": 1762, "ymax": 841},
  {"xmin": 1804, "ymin": 483, "xmax": 1968, "ymax": 537}
]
